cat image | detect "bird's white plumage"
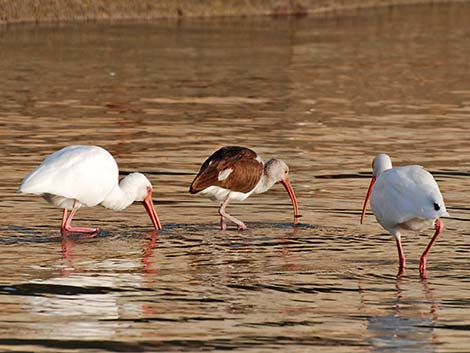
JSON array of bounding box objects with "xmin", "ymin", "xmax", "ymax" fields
[
  {"xmin": 217, "ymin": 168, "xmax": 233, "ymax": 181},
  {"xmin": 370, "ymin": 165, "xmax": 448, "ymax": 236},
  {"xmin": 199, "ymin": 185, "xmax": 257, "ymax": 202},
  {"xmin": 19, "ymin": 146, "xmax": 119, "ymax": 209}
]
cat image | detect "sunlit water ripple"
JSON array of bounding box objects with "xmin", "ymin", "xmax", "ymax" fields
[{"xmin": 1, "ymin": 3, "xmax": 470, "ymax": 352}]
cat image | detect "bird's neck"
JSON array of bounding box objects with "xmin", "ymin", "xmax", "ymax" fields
[
  {"xmin": 375, "ymin": 162, "xmax": 392, "ymax": 178},
  {"xmin": 100, "ymin": 178, "xmax": 137, "ymax": 211},
  {"xmin": 254, "ymin": 166, "xmax": 278, "ymax": 194}
]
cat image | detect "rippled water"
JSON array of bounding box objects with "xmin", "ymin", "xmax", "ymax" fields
[{"xmin": 1, "ymin": 3, "xmax": 470, "ymax": 352}]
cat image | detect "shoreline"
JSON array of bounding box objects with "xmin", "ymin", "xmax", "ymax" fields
[{"xmin": 0, "ymin": 0, "xmax": 468, "ymax": 24}]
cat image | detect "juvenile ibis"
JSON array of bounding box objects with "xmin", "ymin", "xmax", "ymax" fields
[{"xmin": 189, "ymin": 146, "xmax": 301, "ymax": 230}]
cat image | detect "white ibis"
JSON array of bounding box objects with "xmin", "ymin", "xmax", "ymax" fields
[
  {"xmin": 360, "ymin": 153, "xmax": 448, "ymax": 276},
  {"xmin": 18, "ymin": 145, "xmax": 162, "ymax": 234},
  {"xmin": 189, "ymin": 146, "xmax": 301, "ymax": 230}
]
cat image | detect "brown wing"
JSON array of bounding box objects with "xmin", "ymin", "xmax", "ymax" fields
[{"xmin": 189, "ymin": 146, "xmax": 263, "ymax": 194}]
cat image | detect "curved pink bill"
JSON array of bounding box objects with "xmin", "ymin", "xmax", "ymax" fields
[
  {"xmin": 281, "ymin": 178, "xmax": 301, "ymax": 225},
  {"xmin": 360, "ymin": 176, "xmax": 376, "ymax": 224},
  {"xmin": 143, "ymin": 192, "xmax": 162, "ymax": 230}
]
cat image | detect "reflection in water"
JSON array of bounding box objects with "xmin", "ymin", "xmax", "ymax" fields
[
  {"xmin": 365, "ymin": 278, "xmax": 440, "ymax": 353},
  {"xmin": 60, "ymin": 235, "xmax": 75, "ymax": 275},
  {"xmin": 16, "ymin": 234, "xmax": 157, "ymax": 341},
  {"xmin": 368, "ymin": 316, "xmax": 435, "ymax": 353},
  {"xmin": 141, "ymin": 230, "xmax": 160, "ymax": 275},
  {"xmin": 1, "ymin": 2, "xmax": 470, "ymax": 352}
]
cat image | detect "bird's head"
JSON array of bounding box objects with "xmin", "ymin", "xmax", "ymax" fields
[
  {"xmin": 361, "ymin": 153, "xmax": 392, "ymax": 225},
  {"xmin": 265, "ymin": 159, "xmax": 290, "ymax": 183},
  {"xmin": 122, "ymin": 173, "xmax": 162, "ymax": 230},
  {"xmin": 265, "ymin": 159, "xmax": 301, "ymax": 224},
  {"xmin": 121, "ymin": 173, "xmax": 152, "ymax": 201},
  {"xmin": 372, "ymin": 153, "xmax": 392, "ymax": 177}
]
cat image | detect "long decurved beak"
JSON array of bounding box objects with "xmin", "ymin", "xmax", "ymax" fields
[
  {"xmin": 280, "ymin": 178, "xmax": 301, "ymax": 225},
  {"xmin": 143, "ymin": 191, "xmax": 162, "ymax": 230},
  {"xmin": 360, "ymin": 176, "xmax": 376, "ymax": 224}
]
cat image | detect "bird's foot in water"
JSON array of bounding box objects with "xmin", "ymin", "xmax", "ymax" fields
[
  {"xmin": 61, "ymin": 226, "xmax": 101, "ymax": 237},
  {"xmin": 237, "ymin": 223, "xmax": 247, "ymax": 231}
]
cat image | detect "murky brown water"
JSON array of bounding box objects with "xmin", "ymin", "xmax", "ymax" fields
[{"xmin": 1, "ymin": 3, "xmax": 470, "ymax": 352}]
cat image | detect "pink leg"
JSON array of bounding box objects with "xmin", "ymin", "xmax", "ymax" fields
[
  {"xmin": 220, "ymin": 216, "xmax": 227, "ymax": 231},
  {"xmin": 218, "ymin": 197, "xmax": 247, "ymax": 231},
  {"xmin": 61, "ymin": 209, "xmax": 68, "ymax": 229},
  {"xmin": 61, "ymin": 204, "xmax": 100, "ymax": 235},
  {"xmin": 396, "ymin": 238, "xmax": 406, "ymax": 276},
  {"xmin": 419, "ymin": 218, "xmax": 443, "ymax": 277}
]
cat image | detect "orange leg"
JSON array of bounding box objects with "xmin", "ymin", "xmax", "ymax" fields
[
  {"xmin": 61, "ymin": 209, "xmax": 68, "ymax": 229},
  {"xmin": 396, "ymin": 238, "xmax": 406, "ymax": 277},
  {"xmin": 60, "ymin": 203, "xmax": 100, "ymax": 235},
  {"xmin": 220, "ymin": 216, "xmax": 227, "ymax": 231},
  {"xmin": 419, "ymin": 218, "xmax": 443, "ymax": 277}
]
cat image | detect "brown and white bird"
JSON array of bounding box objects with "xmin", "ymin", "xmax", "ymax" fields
[{"xmin": 189, "ymin": 146, "xmax": 301, "ymax": 231}]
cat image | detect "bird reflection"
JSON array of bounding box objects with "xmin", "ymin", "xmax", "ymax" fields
[
  {"xmin": 140, "ymin": 230, "xmax": 160, "ymax": 316},
  {"xmin": 363, "ymin": 276, "xmax": 440, "ymax": 353},
  {"xmin": 60, "ymin": 234, "xmax": 76, "ymax": 275},
  {"xmin": 141, "ymin": 230, "xmax": 160, "ymax": 275},
  {"xmin": 279, "ymin": 226, "xmax": 300, "ymax": 272},
  {"xmin": 60, "ymin": 230, "xmax": 160, "ymax": 277}
]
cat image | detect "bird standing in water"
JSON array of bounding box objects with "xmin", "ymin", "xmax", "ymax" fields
[
  {"xmin": 19, "ymin": 145, "xmax": 162, "ymax": 234},
  {"xmin": 361, "ymin": 153, "xmax": 448, "ymax": 276},
  {"xmin": 189, "ymin": 146, "xmax": 301, "ymax": 230}
]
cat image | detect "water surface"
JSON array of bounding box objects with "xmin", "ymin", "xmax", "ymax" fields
[{"xmin": 1, "ymin": 3, "xmax": 470, "ymax": 352}]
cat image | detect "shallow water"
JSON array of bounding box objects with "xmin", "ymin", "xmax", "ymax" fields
[{"xmin": 1, "ymin": 3, "xmax": 470, "ymax": 352}]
